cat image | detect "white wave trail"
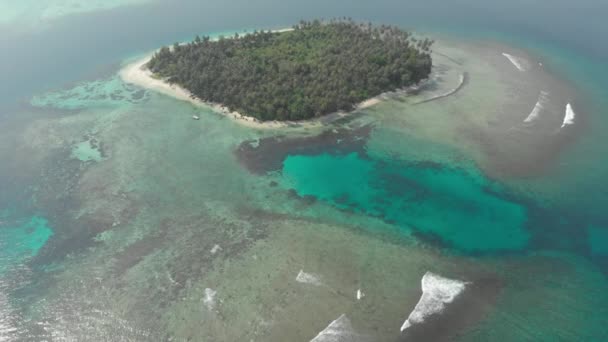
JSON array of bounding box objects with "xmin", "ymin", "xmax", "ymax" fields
[
  {"xmin": 400, "ymin": 272, "xmax": 469, "ymax": 332},
  {"xmin": 524, "ymin": 91, "xmax": 550, "ymax": 123},
  {"xmin": 561, "ymin": 103, "xmax": 576, "ymax": 128},
  {"xmin": 502, "ymin": 52, "xmax": 527, "ymax": 71},
  {"xmin": 203, "ymin": 288, "xmax": 217, "ymax": 311},
  {"xmin": 296, "ymin": 270, "xmax": 324, "ymax": 286},
  {"xmin": 311, "ymin": 314, "xmax": 364, "ymax": 342}
]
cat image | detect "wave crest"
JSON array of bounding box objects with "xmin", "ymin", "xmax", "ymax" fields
[
  {"xmin": 296, "ymin": 270, "xmax": 324, "ymax": 286},
  {"xmin": 203, "ymin": 288, "xmax": 217, "ymax": 311},
  {"xmin": 561, "ymin": 103, "xmax": 576, "ymax": 128},
  {"xmin": 502, "ymin": 53, "xmax": 528, "ymax": 71},
  {"xmin": 311, "ymin": 314, "xmax": 366, "ymax": 342},
  {"xmin": 400, "ymin": 272, "xmax": 469, "ymax": 332},
  {"xmin": 524, "ymin": 91, "xmax": 549, "ymax": 123}
]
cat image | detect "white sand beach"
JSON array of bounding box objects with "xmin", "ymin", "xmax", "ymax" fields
[
  {"xmin": 118, "ymin": 27, "xmax": 406, "ymax": 130},
  {"xmin": 119, "ymin": 54, "xmax": 387, "ymax": 129}
]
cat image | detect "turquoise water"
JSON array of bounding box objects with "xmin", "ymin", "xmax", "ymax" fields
[
  {"xmin": 1, "ymin": 0, "xmax": 608, "ymax": 340},
  {"xmin": 0, "ymin": 214, "xmax": 53, "ymax": 274},
  {"xmin": 282, "ymin": 153, "xmax": 529, "ymax": 252},
  {"xmin": 588, "ymin": 226, "xmax": 608, "ymax": 257}
]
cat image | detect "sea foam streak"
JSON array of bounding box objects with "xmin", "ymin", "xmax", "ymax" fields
[
  {"xmin": 310, "ymin": 314, "xmax": 365, "ymax": 342},
  {"xmin": 561, "ymin": 103, "xmax": 576, "ymax": 128},
  {"xmin": 502, "ymin": 53, "xmax": 527, "ymax": 71},
  {"xmin": 400, "ymin": 272, "xmax": 469, "ymax": 332},
  {"xmin": 415, "ymin": 73, "xmax": 466, "ymax": 105},
  {"xmin": 524, "ymin": 91, "xmax": 549, "ymax": 123}
]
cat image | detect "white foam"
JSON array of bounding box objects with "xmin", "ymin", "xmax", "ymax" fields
[
  {"xmin": 400, "ymin": 272, "xmax": 469, "ymax": 332},
  {"xmin": 356, "ymin": 289, "xmax": 365, "ymax": 301},
  {"xmin": 502, "ymin": 52, "xmax": 528, "ymax": 71},
  {"xmin": 524, "ymin": 91, "xmax": 549, "ymax": 123},
  {"xmin": 210, "ymin": 244, "xmax": 222, "ymax": 254},
  {"xmin": 296, "ymin": 270, "xmax": 323, "ymax": 286},
  {"xmin": 415, "ymin": 72, "xmax": 466, "ymax": 105},
  {"xmin": 561, "ymin": 103, "xmax": 576, "ymax": 128},
  {"xmin": 310, "ymin": 314, "xmax": 361, "ymax": 342},
  {"xmin": 203, "ymin": 288, "xmax": 217, "ymax": 311}
]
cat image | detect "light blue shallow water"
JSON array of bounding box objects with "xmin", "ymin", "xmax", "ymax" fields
[
  {"xmin": 282, "ymin": 152, "xmax": 530, "ymax": 253},
  {"xmin": 0, "ymin": 216, "xmax": 53, "ymax": 272}
]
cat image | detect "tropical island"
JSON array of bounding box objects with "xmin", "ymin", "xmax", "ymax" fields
[{"xmin": 145, "ymin": 19, "xmax": 433, "ymax": 122}]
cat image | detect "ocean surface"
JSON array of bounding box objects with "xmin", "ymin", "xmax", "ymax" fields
[{"xmin": 1, "ymin": 0, "xmax": 608, "ymax": 340}]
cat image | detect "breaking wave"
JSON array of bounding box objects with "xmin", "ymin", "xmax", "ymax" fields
[
  {"xmin": 310, "ymin": 314, "xmax": 365, "ymax": 342},
  {"xmin": 502, "ymin": 53, "xmax": 528, "ymax": 71},
  {"xmin": 561, "ymin": 103, "xmax": 576, "ymax": 128},
  {"xmin": 400, "ymin": 272, "xmax": 469, "ymax": 332},
  {"xmin": 415, "ymin": 73, "xmax": 466, "ymax": 105},
  {"xmin": 296, "ymin": 270, "xmax": 323, "ymax": 286},
  {"xmin": 524, "ymin": 91, "xmax": 550, "ymax": 123},
  {"xmin": 203, "ymin": 288, "xmax": 217, "ymax": 311}
]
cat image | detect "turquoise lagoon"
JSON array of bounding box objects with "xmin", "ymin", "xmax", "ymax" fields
[{"xmin": 282, "ymin": 152, "xmax": 529, "ymax": 253}]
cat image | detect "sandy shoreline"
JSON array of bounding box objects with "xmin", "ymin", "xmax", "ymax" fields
[
  {"xmin": 119, "ymin": 54, "xmax": 383, "ymax": 129},
  {"xmin": 118, "ymin": 27, "xmax": 397, "ymax": 129}
]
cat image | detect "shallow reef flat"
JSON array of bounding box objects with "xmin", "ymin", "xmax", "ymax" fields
[{"xmin": 0, "ymin": 32, "xmax": 598, "ymax": 341}]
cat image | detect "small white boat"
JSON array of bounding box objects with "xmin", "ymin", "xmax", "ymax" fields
[{"xmin": 192, "ymin": 115, "xmax": 200, "ymax": 120}]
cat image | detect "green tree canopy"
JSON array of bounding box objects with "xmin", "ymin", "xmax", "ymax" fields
[{"xmin": 148, "ymin": 19, "xmax": 433, "ymax": 121}]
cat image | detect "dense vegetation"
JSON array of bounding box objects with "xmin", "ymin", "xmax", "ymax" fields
[{"xmin": 148, "ymin": 19, "xmax": 433, "ymax": 121}]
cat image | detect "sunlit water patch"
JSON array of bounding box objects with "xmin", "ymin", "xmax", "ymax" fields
[{"xmin": 281, "ymin": 152, "xmax": 529, "ymax": 253}]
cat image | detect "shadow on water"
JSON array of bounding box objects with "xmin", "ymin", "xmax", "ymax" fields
[{"xmin": 235, "ymin": 123, "xmax": 373, "ymax": 175}]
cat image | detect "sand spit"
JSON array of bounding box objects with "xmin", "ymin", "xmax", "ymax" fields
[
  {"xmin": 415, "ymin": 72, "xmax": 466, "ymax": 105},
  {"xmin": 502, "ymin": 52, "xmax": 528, "ymax": 71},
  {"xmin": 118, "ymin": 56, "xmax": 281, "ymax": 129},
  {"xmin": 561, "ymin": 103, "xmax": 576, "ymax": 128},
  {"xmin": 400, "ymin": 272, "xmax": 469, "ymax": 332},
  {"xmin": 524, "ymin": 91, "xmax": 550, "ymax": 123}
]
